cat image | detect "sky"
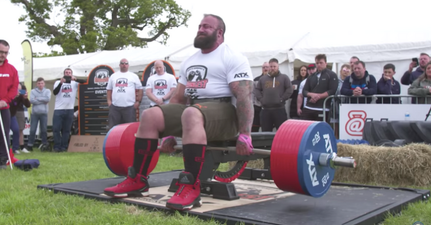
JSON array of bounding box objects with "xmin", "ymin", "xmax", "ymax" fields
[{"xmin": 1, "ymin": 0, "xmax": 427, "ymax": 70}]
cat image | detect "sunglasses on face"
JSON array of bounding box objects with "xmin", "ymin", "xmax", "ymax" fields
[{"xmin": 120, "ymin": 62, "xmax": 128, "ymax": 65}]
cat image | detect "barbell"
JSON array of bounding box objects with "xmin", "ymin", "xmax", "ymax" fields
[{"xmin": 103, "ymin": 119, "xmax": 357, "ymax": 198}]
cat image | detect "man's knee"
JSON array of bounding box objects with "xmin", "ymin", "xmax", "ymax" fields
[{"xmin": 181, "ymin": 107, "xmax": 204, "ymax": 127}]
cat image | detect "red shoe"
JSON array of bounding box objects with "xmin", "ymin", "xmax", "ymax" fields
[
  {"xmin": 104, "ymin": 167, "xmax": 149, "ymax": 198},
  {"xmin": 166, "ymin": 172, "xmax": 202, "ymax": 211}
]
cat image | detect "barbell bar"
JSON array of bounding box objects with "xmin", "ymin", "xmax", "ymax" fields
[{"xmin": 158, "ymin": 145, "xmax": 356, "ymax": 169}]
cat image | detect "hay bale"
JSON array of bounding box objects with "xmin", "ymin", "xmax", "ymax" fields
[
  {"xmin": 229, "ymin": 143, "xmax": 431, "ymax": 187},
  {"xmin": 335, "ymin": 143, "xmax": 431, "ymax": 186}
]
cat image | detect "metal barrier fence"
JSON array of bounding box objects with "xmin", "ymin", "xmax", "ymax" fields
[{"xmin": 322, "ymin": 94, "xmax": 430, "ymax": 126}]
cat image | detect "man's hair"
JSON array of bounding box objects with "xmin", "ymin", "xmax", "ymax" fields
[
  {"xmin": 269, "ymin": 58, "xmax": 279, "ymax": 64},
  {"xmin": 0, "ymin": 39, "xmax": 9, "ymax": 47},
  {"xmin": 64, "ymin": 68, "xmax": 73, "ymax": 75},
  {"xmin": 315, "ymin": 54, "xmax": 327, "ymax": 62},
  {"xmin": 341, "ymin": 64, "xmax": 351, "ymax": 70},
  {"xmin": 354, "ymin": 60, "xmax": 366, "ymax": 68},
  {"xmin": 204, "ymin": 14, "xmax": 226, "ymax": 37},
  {"xmin": 351, "ymin": 56, "xmax": 360, "ymax": 61},
  {"xmin": 383, "ymin": 63, "xmax": 395, "ymax": 72},
  {"xmin": 420, "ymin": 53, "xmax": 430, "ymax": 58},
  {"xmin": 36, "ymin": 77, "xmax": 45, "ymax": 82}
]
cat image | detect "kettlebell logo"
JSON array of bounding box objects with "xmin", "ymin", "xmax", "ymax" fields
[{"xmin": 345, "ymin": 110, "xmax": 367, "ymax": 136}]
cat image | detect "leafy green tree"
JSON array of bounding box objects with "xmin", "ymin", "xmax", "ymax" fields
[{"xmin": 11, "ymin": 0, "xmax": 191, "ymax": 54}]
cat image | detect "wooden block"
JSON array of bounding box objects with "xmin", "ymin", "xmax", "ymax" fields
[{"xmin": 68, "ymin": 135, "xmax": 105, "ymax": 152}]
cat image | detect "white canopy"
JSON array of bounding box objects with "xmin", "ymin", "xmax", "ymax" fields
[{"xmin": 21, "ymin": 30, "xmax": 431, "ymax": 85}]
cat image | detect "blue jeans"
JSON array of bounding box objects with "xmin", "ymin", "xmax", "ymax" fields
[
  {"xmin": 53, "ymin": 109, "xmax": 74, "ymax": 150},
  {"xmin": 28, "ymin": 113, "xmax": 48, "ymax": 146},
  {"xmin": 10, "ymin": 116, "xmax": 19, "ymax": 151}
]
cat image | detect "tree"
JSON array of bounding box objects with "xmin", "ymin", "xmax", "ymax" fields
[{"xmin": 11, "ymin": 0, "xmax": 191, "ymax": 55}]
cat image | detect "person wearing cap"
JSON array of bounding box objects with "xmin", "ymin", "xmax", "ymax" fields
[
  {"xmin": 301, "ymin": 54, "xmax": 338, "ymax": 122},
  {"xmin": 297, "ymin": 64, "xmax": 317, "ymax": 117}
]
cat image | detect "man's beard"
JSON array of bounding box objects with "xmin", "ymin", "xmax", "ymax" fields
[{"xmin": 194, "ymin": 30, "xmax": 217, "ymax": 49}]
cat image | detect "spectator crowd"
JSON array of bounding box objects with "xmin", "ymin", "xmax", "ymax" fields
[{"xmin": 1, "ymin": 35, "xmax": 430, "ymax": 170}]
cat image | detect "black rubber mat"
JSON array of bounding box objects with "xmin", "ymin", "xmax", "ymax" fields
[{"xmin": 38, "ymin": 170, "xmax": 430, "ymax": 225}]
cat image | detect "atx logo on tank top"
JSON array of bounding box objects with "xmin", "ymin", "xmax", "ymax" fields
[
  {"xmin": 185, "ymin": 65, "xmax": 208, "ymax": 99},
  {"xmin": 61, "ymin": 84, "xmax": 72, "ymax": 98},
  {"xmin": 154, "ymin": 79, "xmax": 168, "ymax": 96},
  {"xmin": 115, "ymin": 78, "xmax": 128, "ymax": 93}
]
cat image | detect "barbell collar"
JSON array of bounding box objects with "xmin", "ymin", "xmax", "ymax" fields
[{"xmin": 319, "ymin": 152, "xmax": 356, "ymax": 169}]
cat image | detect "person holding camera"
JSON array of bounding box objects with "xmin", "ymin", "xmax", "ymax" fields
[
  {"xmin": 52, "ymin": 68, "xmax": 85, "ymax": 152},
  {"xmin": 10, "ymin": 83, "xmax": 31, "ymax": 154}
]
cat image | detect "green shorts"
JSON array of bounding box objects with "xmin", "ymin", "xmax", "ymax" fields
[{"xmin": 158, "ymin": 102, "xmax": 238, "ymax": 141}]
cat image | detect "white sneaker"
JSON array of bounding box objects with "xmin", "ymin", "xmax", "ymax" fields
[
  {"xmin": 21, "ymin": 148, "xmax": 30, "ymax": 153},
  {"xmin": 14, "ymin": 150, "xmax": 21, "ymax": 154}
]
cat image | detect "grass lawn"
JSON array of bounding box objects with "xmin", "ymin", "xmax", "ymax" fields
[{"xmin": 0, "ymin": 150, "xmax": 430, "ymax": 225}]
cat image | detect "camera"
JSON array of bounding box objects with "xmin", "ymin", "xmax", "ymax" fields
[
  {"xmin": 63, "ymin": 76, "xmax": 72, "ymax": 83},
  {"xmin": 412, "ymin": 58, "xmax": 419, "ymax": 66}
]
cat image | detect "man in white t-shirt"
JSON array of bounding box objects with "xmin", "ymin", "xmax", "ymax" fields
[
  {"xmin": 104, "ymin": 14, "xmax": 254, "ymax": 211},
  {"xmin": 145, "ymin": 60, "xmax": 177, "ymax": 107},
  {"xmin": 52, "ymin": 68, "xmax": 86, "ymax": 152},
  {"xmin": 106, "ymin": 59, "xmax": 143, "ymax": 130}
]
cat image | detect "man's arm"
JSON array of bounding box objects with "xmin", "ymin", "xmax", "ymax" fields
[
  {"xmin": 4, "ymin": 69, "xmax": 19, "ymax": 104},
  {"xmin": 229, "ymin": 80, "xmax": 254, "ymax": 136},
  {"xmin": 135, "ymin": 89, "xmax": 143, "ymax": 102},
  {"xmin": 281, "ymin": 76, "xmax": 293, "ymax": 101},
  {"xmin": 169, "ymin": 83, "xmax": 187, "ymax": 104},
  {"xmin": 297, "ymin": 93, "xmax": 303, "ymax": 111},
  {"xmin": 53, "ymin": 81, "xmax": 62, "ymax": 95},
  {"xmin": 164, "ymin": 87, "xmax": 176, "ymax": 100},
  {"xmin": 253, "ymin": 78, "xmax": 263, "ymax": 101},
  {"xmin": 30, "ymin": 90, "xmax": 43, "ymax": 105},
  {"xmin": 107, "ymin": 90, "xmax": 112, "ymax": 106},
  {"xmin": 362, "ymin": 76, "xmax": 377, "ymax": 95},
  {"xmin": 303, "ymin": 78, "xmax": 311, "ymax": 97},
  {"xmin": 340, "ymin": 78, "xmax": 353, "ymax": 96},
  {"xmin": 400, "ymin": 71, "xmax": 411, "ymax": 85},
  {"xmin": 145, "ymin": 88, "xmax": 160, "ymax": 103}
]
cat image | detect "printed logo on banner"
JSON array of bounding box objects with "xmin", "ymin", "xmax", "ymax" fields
[
  {"xmin": 94, "ymin": 69, "xmax": 110, "ymax": 86},
  {"xmin": 345, "ymin": 110, "xmax": 367, "ymax": 136}
]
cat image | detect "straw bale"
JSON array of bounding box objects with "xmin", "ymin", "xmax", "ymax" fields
[
  {"xmin": 230, "ymin": 143, "xmax": 431, "ymax": 186},
  {"xmin": 335, "ymin": 143, "xmax": 431, "ymax": 186}
]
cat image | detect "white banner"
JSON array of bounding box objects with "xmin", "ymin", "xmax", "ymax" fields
[{"xmin": 339, "ymin": 104, "xmax": 431, "ymax": 140}]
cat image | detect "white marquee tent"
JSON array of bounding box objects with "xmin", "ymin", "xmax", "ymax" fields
[{"xmin": 20, "ymin": 30, "xmax": 431, "ymax": 93}]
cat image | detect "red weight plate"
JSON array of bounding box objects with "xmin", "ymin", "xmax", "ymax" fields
[
  {"xmin": 271, "ymin": 119, "xmax": 314, "ymax": 194},
  {"xmin": 104, "ymin": 122, "xmax": 159, "ymax": 176},
  {"xmin": 104, "ymin": 123, "xmax": 132, "ymax": 176}
]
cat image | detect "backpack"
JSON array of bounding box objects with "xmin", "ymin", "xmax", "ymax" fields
[
  {"xmin": 14, "ymin": 159, "xmax": 40, "ymax": 171},
  {"xmin": 349, "ymin": 75, "xmax": 370, "ymax": 87}
]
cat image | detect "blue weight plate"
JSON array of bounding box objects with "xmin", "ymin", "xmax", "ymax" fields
[{"xmin": 296, "ymin": 121, "xmax": 337, "ymax": 198}]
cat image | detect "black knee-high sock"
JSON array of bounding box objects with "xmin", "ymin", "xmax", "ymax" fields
[
  {"xmin": 132, "ymin": 138, "xmax": 159, "ymax": 176},
  {"xmin": 182, "ymin": 144, "xmax": 206, "ymax": 181}
]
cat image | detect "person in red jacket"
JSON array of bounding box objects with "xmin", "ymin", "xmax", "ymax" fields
[{"xmin": 0, "ymin": 40, "xmax": 19, "ymax": 169}]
